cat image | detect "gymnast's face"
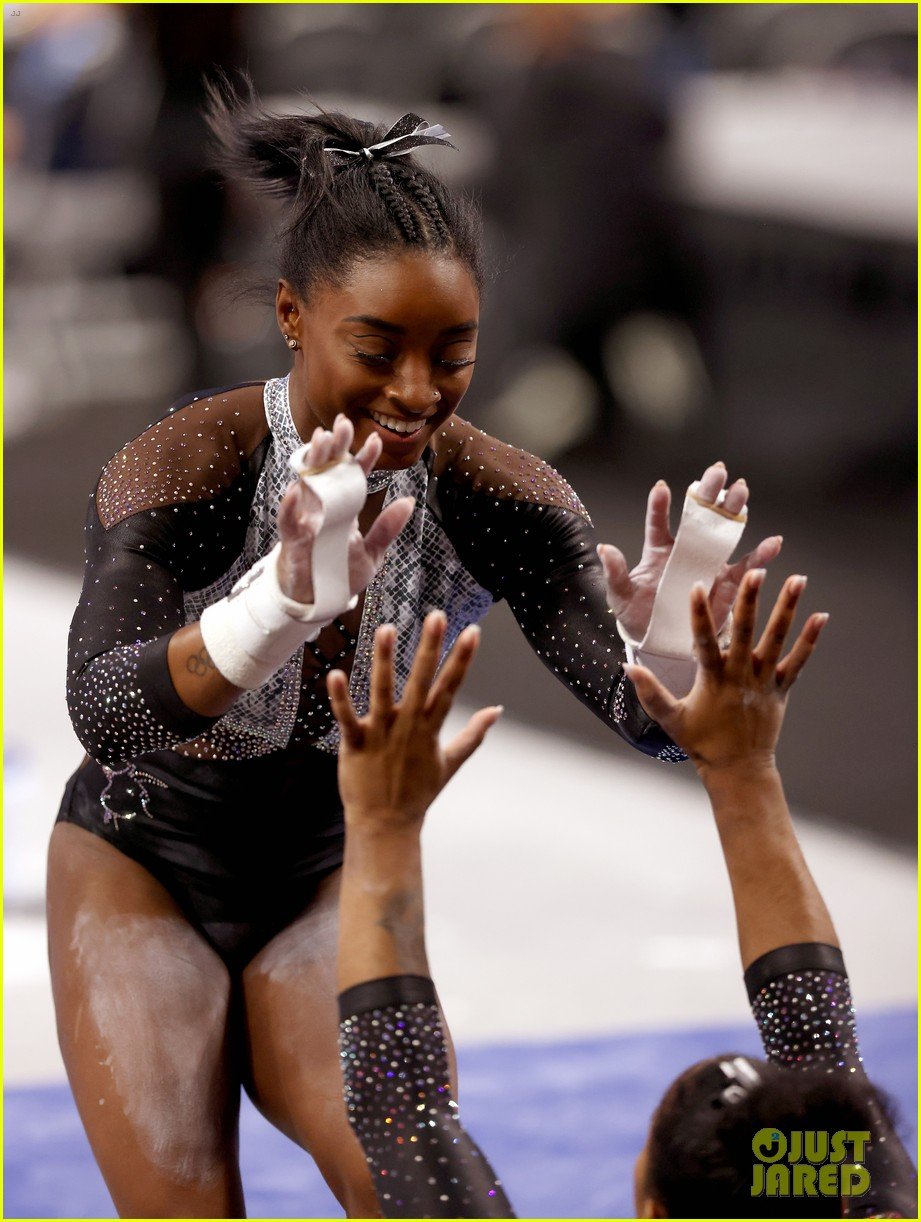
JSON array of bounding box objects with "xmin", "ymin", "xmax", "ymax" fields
[{"xmin": 278, "ymin": 251, "xmax": 479, "ymax": 469}]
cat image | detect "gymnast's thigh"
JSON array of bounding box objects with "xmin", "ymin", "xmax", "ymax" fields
[
  {"xmin": 241, "ymin": 869, "xmax": 460, "ymax": 1220},
  {"xmin": 240, "ymin": 868, "xmax": 381, "ymax": 1219},
  {"xmin": 47, "ymin": 822, "xmax": 245, "ymax": 1219}
]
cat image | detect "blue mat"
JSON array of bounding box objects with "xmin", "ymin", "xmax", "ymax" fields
[{"xmin": 5, "ymin": 1009, "xmax": 915, "ymax": 1219}]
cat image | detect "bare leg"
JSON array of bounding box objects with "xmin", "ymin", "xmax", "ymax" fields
[
  {"xmin": 241, "ymin": 870, "xmax": 458, "ymax": 1219},
  {"xmin": 47, "ymin": 823, "xmax": 245, "ymax": 1219}
]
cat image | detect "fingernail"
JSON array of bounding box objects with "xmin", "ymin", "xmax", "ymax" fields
[
  {"xmin": 691, "ymin": 580, "xmax": 708, "ymax": 594},
  {"xmin": 736, "ymin": 478, "xmax": 748, "ymax": 487},
  {"xmin": 466, "ymin": 624, "xmax": 481, "ymax": 640},
  {"xmin": 815, "ymin": 612, "xmax": 829, "ymax": 625},
  {"xmin": 714, "ymin": 460, "xmax": 726, "ymax": 468},
  {"xmin": 790, "ymin": 575, "xmax": 807, "ymax": 593},
  {"xmin": 775, "ymin": 535, "xmax": 784, "ymax": 545},
  {"xmin": 654, "ymin": 479, "xmax": 668, "ymax": 487},
  {"xmin": 750, "ymin": 568, "xmax": 767, "ymax": 584},
  {"xmin": 492, "ymin": 704, "xmax": 505, "ymax": 715}
]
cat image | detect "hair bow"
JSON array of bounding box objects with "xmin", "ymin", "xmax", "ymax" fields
[
  {"xmin": 699, "ymin": 1056, "xmax": 762, "ymax": 1108},
  {"xmin": 324, "ymin": 112, "xmax": 456, "ymax": 167}
]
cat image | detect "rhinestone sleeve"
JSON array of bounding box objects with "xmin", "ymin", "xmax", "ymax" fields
[
  {"xmin": 339, "ymin": 976, "xmax": 515, "ymax": 1219},
  {"xmin": 430, "ymin": 427, "xmax": 682, "ymax": 760},
  {"xmin": 747, "ymin": 943, "xmax": 917, "ymax": 1218},
  {"xmin": 747, "ymin": 943, "xmax": 862, "ymax": 1072},
  {"xmin": 66, "ymin": 388, "xmax": 266, "ymax": 767}
]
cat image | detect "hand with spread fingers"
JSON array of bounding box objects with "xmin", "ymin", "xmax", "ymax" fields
[
  {"xmin": 277, "ymin": 413, "xmax": 415, "ymax": 605},
  {"xmin": 327, "ymin": 611, "xmax": 503, "ymax": 827},
  {"xmin": 599, "ymin": 461, "xmax": 783, "ymax": 645},
  {"xmin": 625, "ymin": 570, "xmax": 828, "ymax": 778}
]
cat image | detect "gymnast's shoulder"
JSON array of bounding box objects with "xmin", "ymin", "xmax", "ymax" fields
[
  {"xmin": 94, "ymin": 381, "xmax": 269, "ymax": 529},
  {"xmin": 429, "ymin": 413, "xmax": 591, "ymax": 524}
]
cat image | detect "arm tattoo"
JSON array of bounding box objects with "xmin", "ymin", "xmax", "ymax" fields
[
  {"xmin": 186, "ymin": 646, "xmax": 217, "ymax": 678},
  {"xmin": 375, "ymin": 889, "xmax": 427, "ymax": 972}
]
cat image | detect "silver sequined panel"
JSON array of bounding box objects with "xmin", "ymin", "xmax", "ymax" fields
[
  {"xmin": 185, "ymin": 376, "xmax": 492, "ymax": 757},
  {"xmin": 182, "ymin": 377, "xmax": 305, "ymax": 751},
  {"xmin": 312, "ymin": 463, "xmax": 494, "ymax": 755},
  {"xmin": 751, "ymin": 969, "xmax": 861, "ymax": 1072}
]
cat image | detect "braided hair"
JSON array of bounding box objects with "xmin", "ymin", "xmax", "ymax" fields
[{"xmin": 204, "ymin": 74, "xmax": 483, "ymax": 301}]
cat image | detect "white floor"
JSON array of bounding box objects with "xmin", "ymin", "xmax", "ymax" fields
[{"xmin": 4, "ymin": 558, "xmax": 916, "ymax": 1088}]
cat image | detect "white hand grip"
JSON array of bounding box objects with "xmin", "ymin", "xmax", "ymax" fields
[{"xmin": 618, "ymin": 481, "xmax": 747, "ymax": 697}]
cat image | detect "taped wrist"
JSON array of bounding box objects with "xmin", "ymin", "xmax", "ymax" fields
[
  {"xmin": 200, "ymin": 453, "xmax": 368, "ymax": 690},
  {"xmin": 200, "ymin": 542, "xmax": 323, "ymax": 689},
  {"xmin": 618, "ymin": 481, "xmax": 747, "ymax": 697}
]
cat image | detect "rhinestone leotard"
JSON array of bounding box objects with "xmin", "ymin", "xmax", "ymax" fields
[
  {"xmin": 59, "ymin": 376, "xmax": 678, "ymax": 966},
  {"xmin": 67, "ymin": 375, "xmax": 675, "ymax": 768}
]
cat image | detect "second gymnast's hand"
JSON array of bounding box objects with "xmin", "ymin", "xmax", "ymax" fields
[
  {"xmin": 276, "ymin": 414, "xmax": 415, "ymax": 605},
  {"xmin": 327, "ymin": 612, "xmax": 503, "ymax": 827},
  {"xmin": 598, "ymin": 462, "xmax": 783, "ymax": 645},
  {"xmin": 625, "ymin": 569, "xmax": 828, "ymax": 779}
]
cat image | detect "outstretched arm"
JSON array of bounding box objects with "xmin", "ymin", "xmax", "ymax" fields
[
  {"xmin": 626, "ymin": 569, "xmax": 835, "ymax": 967},
  {"xmin": 628, "ymin": 572, "xmax": 916, "ymax": 1217},
  {"xmin": 328, "ymin": 614, "xmax": 514, "ymax": 1219}
]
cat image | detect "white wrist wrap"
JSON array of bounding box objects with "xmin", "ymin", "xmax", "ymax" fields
[
  {"xmin": 200, "ymin": 453, "xmax": 367, "ymax": 690},
  {"xmin": 618, "ymin": 482, "xmax": 747, "ymax": 697}
]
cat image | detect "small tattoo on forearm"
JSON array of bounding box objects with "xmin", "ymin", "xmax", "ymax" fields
[
  {"xmin": 186, "ymin": 647, "xmax": 217, "ymax": 678},
  {"xmin": 375, "ymin": 891, "xmax": 426, "ymax": 967}
]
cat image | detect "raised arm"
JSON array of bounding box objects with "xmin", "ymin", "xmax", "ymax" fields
[
  {"xmin": 628, "ymin": 572, "xmax": 916, "ymax": 1217},
  {"xmin": 327, "ymin": 614, "xmax": 514, "ymax": 1219},
  {"xmin": 624, "ymin": 569, "xmax": 834, "ymax": 967}
]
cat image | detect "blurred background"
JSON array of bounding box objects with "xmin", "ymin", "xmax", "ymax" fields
[{"xmin": 4, "ymin": 4, "xmax": 916, "ymax": 1218}]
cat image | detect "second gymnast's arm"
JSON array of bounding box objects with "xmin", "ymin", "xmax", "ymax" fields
[
  {"xmin": 332, "ymin": 617, "xmax": 514, "ymax": 1219},
  {"xmin": 630, "ymin": 572, "xmax": 917, "ymax": 1216}
]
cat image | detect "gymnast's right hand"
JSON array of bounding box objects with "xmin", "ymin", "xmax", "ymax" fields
[
  {"xmin": 277, "ymin": 414, "xmax": 415, "ymax": 605},
  {"xmin": 624, "ymin": 569, "xmax": 828, "ymax": 780},
  {"xmin": 327, "ymin": 612, "xmax": 503, "ymax": 827}
]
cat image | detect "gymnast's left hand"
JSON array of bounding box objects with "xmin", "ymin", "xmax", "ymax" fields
[
  {"xmin": 597, "ymin": 461, "xmax": 783, "ymax": 644},
  {"xmin": 327, "ymin": 612, "xmax": 503, "ymax": 828}
]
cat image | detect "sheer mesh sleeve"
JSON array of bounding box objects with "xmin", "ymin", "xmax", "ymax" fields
[
  {"xmin": 431, "ymin": 417, "xmax": 683, "ymax": 762},
  {"xmin": 746, "ymin": 943, "xmax": 917, "ymax": 1218},
  {"xmin": 66, "ymin": 386, "xmax": 266, "ymax": 767},
  {"xmin": 338, "ymin": 975, "xmax": 515, "ymax": 1219}
]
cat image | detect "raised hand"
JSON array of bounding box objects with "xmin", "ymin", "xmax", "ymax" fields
[
  {"xmin": 598, "ymin": 462, "xmax": 783, "ymax": 644},
  {"xmin": 276, "ymin": 414, "xmax": 415, "ymax": 604},
  {"xmin": 625, "ymin": 570, "xmax": 828, "ymax": 777},
  {"xmin": 327, "ymin": 612, "xmax": 502, "ymax": 827}
]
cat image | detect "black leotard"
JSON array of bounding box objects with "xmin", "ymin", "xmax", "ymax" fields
[
  {"xmin": 59, "ymin": 375, "xmax": 679, "ymax": 969},
  {"xmin": 339, "ymin": 945, "xmax": 916, "ymax": 1218}
]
